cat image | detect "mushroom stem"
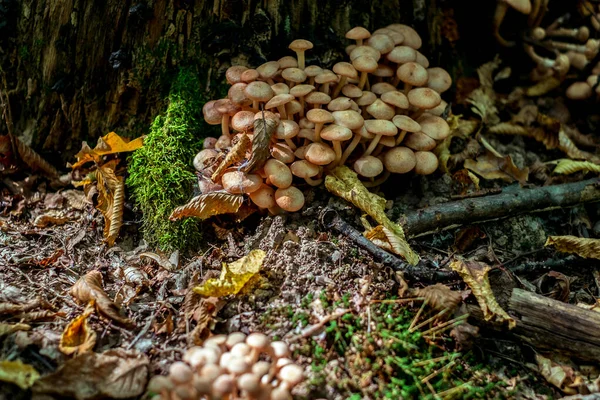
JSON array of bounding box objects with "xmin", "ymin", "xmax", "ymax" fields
[
  {"xmin": 372, "ymin": 143, "xmax": 384, "ymax": 157},
  {"xmin": 221, "ymin": 116, "xmax": 231, "ymax": 138},
  {"xmin": 339, "ymin": 134, "xmax": 361, "ymax": 165},
  {"xmin": 363, "ymin": 134, "xmax": 382, "ymax": 156},
  {"xmin": 331, "ymin": 141, "xmax": 343, "ymax": 166},
  {"xmin": 285, "ymin": 138, "xmax": 297, "ymax": 150},
  {"xmin": 299, "ymin": 97, "xmax": 306, "ymax": 117},
  {"xmin": 331, "ymin": 76, "xmax": 348, "ymax": 98},
  {"xmin": 362, "ymin": 170, "xmax": 391, "ymax": 187},
  {"xmin": 358, "ymin": 72, "xmax": 369, "ymax": 90},
  {"xmin": 295, "ymin": 51, "xmax": 306, "ymax": 69},
  {"xmin": 276, "ymin": 105, "xmax": 288, "ymax": 120},
  {"xmin": 395, "ymin": 130, "xmax": 408, "ymax": 145},
  {"xmin": 314, "ymin": 123, "xmax": 324, "ymax": 142},
  {"xmin": 404, "ymin": 83, "xmax": 413, "ymax": 95},
  {"xmin": 492, "ymin": 2, "xmax": 514, "ymax": 47},
  {"xmin": 305, "ymin": 177, "xmax": 323, "ymax": 186},
  {"xmin": 410, "ymin": 109, "xmax": 425, "ymax": 121}
]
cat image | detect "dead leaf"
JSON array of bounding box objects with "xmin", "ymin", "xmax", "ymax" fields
[
  {"xmin": 453, "ymin": 226, "xmax": 486, "ymax": 253},
  {"xmin": 0, "ymin": 298, "xmax": 51, "ymax": 315},
  {"xmin": 526, "ymin": 76, "xmax": 561, "ymax": 97},
  {"xmin": 59, "ymin": 306, "xmax": 96, "ymax": 355},
  {"xmin": 325, "ymin": 165, "xmax": 419, "ymax": 265},
  {"xmin": 536, "ymin": 354, "xmax": 580, "ymax": 395},
  {"xmin": 95, "ymin": 160, "xmax": 124, "ymax": 246},
  {"xmin": 211, "ymin": 133, "xmax": 251, "ymax": 181},
  {"xmin": 243, "ymin": 115, "xmax": 279, "ymax": 173},
  {"xmin": 450, "ymin": 259, "xmax": 516, "ymax": 328},
  {"xmin": 16, "ymin": 310, "xmax": 62, "ymax": 322},
  {"xmin": 364, "ymin": 224, "xmax": 413, "ymax": 259},
  {"xmin": 170, "ymin": 191, "xmax": 244, "ymax": 221},
  {"xmin": 62, "ymin": 189, "xmax": 90, "ymax": 210},
  {"xmin": 466, "ymin": 56, "xmax": 501, "ymax": 125},
  {"xmin": 194, "ymin": 250, "xmax": 265, "ymax": 297},
  {"xmin": 140, "ymin": 251, "xmax": 177, "ymax": 271},
  {"xmin": 464, "ymin": 151, "xmax": 529, "ymax": 184},
  {"xmin": 71, "ymin": 132, "xmax": 144, "ymax": 169},
  {"xmin": 32, "ymin": 349, "xmax": 149, "ymax": 399},
  {"xmin": 0, "ymin": 323, "xmax": 30, "ymax": 337},
  {"xmin": 545, "ymin": 235, "xmax": 600, "ymax": 259},
  {"xmin": 537, "ymin": 271, "xmax": 570, "ymax": 302},
  {"xmin": 413, "ymin": 284, "xmax": 463, "ymax": 312},
  {"xmin": 70, "ymin": 271, "xmax": 134, "ymax": 327},
  {"xmin": 553, "ymin": 159, "xmax": 600, "ymax": 175},
  {"xmin": 33, "ymin": 210, "xmax": 70, "ymax": 227},
  {"xmin": 0, "ymin": 359, "xmax": 40, "ymax": 389}
]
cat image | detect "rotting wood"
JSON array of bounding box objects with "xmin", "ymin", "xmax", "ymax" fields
[
  {"xmin": 509, "ymin": 288, "xmax": 600, "ymax": 362},
  {"xmin": 399, "ymin": 178, "xmax": 600, "ymax": 237}
]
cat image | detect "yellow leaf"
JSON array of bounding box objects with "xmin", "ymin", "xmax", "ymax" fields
[
  {"xmin": 71, "ymin": 132, "xmax": 144, "ymax": 170},
  {"xmin": 553, "ymin": 159, "xmax": 600, "ymax": 175},
  {"xmin": 194, "ymin": 250, "xmax": 265, "ymax": 297},
  {"xmin": 526, "ymin": 77, "xmax": 561, "ymax": 97},
  {"xmin": 325, "ymin": 166, "xmax": 419, "ymax": 265},
  {"xmin": 364, "ymin": 225, "xmax": 412, "ymax": 259},
  {"xmin": 464, "ymin": 151, "xmax": 529, "ymax": 184},
  {"xmin": 95, "ymin": 161, "xmax": 124, "ymax": 246},
  {"xmin": 169, "ymin": 192, "xmax": 244, "ymax": 221},
  {"xmin": 545, "ymin": 235, "xmax": 600, "ymax": 259},
  {"xmin": 59, "ymin": 307, "xmax": 97, "ymax": 356},
  {"xmin": 0, "ymin": 360, "xmax": 40, "ymax": 389},
  {"xmin": 0, "ymin": 323, "xmax": 30, "ymax": 337},
  {"xmin": 449, "ymin": 259, "xmax": 516, "ymax": 328},
  {"xmin": 211, "ymin": 133, "xmax": 251, "ymax": 181}
]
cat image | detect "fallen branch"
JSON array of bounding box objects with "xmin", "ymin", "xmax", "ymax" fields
[{"xmin": 399, "ymin": 178, "xmax": 600, "ymax": 237}]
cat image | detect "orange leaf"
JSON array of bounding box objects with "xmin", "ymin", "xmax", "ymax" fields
[
  {"xmin": 169, "ymin": 192, "xmax": 244, "ymax": 221},
  {"xmin": 70, "ymin": 132, "xmax": 144, "ymax": 169},
  {"xmin": 95, "ymin": 160, "xmax": 124, "ymax": 246},
  {"xmin": 59, "ymin": 306, "xmax": 96, "ymax": 355}
]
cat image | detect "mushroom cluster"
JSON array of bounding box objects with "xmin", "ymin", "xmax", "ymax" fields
[
  {"xmin": 147, "ymin": 332, "xmax": 303, "ymax": 400},
  {"xmin": 195, "ymin": 24, "xmax": 452, "ymax": 213}
]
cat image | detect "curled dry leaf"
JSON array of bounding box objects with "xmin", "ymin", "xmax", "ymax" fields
[
  {"xmin": 211, "ymin": 133, "xmax": 251, "ymax": 181},
  {"xmin": 33, "ymin": 210, "xmax": 70, "ymax": 227},
  {"xmin": 364, "ymin": 224, "xmax": 414, "ymax": 259},
  {"xmin": 464, "ymin": 151, "xmax": 529, "ymax": 184},
  {"xmin": 95, "ymin": 160, "xmax": 124, "ymax": 246},
  {"xmin": 194, "ymin": 249, "xmax": 265, "ymax": 297},
  {"xmin": 545, "ymin": 235, "xmax": 600, "ymax": 259},
  {"xmin": 535, "ymin": 354, "xmax": 581, "ymax": 395},
  {"xmin": 553, "ymin": 159, "xmax": 600, "ymax": 175},
  {"xmin": 450, "ymin": 259, "xmax": 516, "ymax": 328},
  {"xmin": 16, "ymin": 310, "xmax": 62, "ymax": 322},
  {"xmin": 169, "ymin": 191, "xmax": 244, "ymax": 221},
  {"xmin": 70, "ymin": 270, "xmax": 134, "ymax": 327},
  {"xmin": 325, "ymin": 165, "xmax": 419, "ymax": 265},
  {"xmin": 413, "ymin": 284, "xmax": 463, "ymax": 312},
  {"xmin": 525, "ymin": 76, "xmax": 561, "ymax": 97},
  {"xmin": 0, "ymin": 322, "xmax": 30, "ymax": 337},
  {"xmin": 71, "ymin": 132, "xmax": 144, "ymax": 169},
  {"xmin": 32, "ymin": 349, "xmax": 149, "ymax": 399},
  {"xmin": 14, "ymin": 135, "xmax": 59, "ymax": 178},
  {"xmin": 0, "ymin": 298, "xmax": 52, "ymax": 315},
  {"xmin": 59, "ymin": 306, "xmax": 96, "ymax": 355},
  {"xmin": 466, "ymin": 56, "xmax": 501, "ymax": 125},
  {"xmin": 243, "ymin": 114, "xmax": 278, "ymax": 173},
  {"xmin": 139, "ymin": 251, "xmax": 177, "ymax": 271},
  {"xmin": 0, "ymin": 359, "xmax": 40, "ymax": 390}
]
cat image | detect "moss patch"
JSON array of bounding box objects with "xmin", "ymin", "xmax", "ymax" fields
[{"xmin": 126, "ymin": 68, "xmax": 205, "ymax": 252}]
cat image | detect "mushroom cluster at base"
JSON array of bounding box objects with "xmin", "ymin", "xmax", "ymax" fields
[
  {"xmin": 195, "ymin": 24, "xmax": 453, "ymax": 213},
  {"xmin": 147, "ymin": 332, "xmax": 303, "ymax": 400}
]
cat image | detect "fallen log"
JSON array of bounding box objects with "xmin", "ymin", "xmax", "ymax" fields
[{"xmin": 399, "ymin": 178, "xmax": 600, "ymax": 237}]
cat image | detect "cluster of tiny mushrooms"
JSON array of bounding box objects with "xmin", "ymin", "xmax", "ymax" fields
[
  {"xmin": 494, "ymin": 0, "xmax": 600, "ymax": 99},
  {"xmin": 195, "ymin": 24, "xmax": 452, "ymax": 213},
  {"xmin": 147, "ymin": 332, "xmax": 303, "ymax": 400}
]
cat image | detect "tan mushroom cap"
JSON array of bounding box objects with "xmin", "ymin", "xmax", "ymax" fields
[
  {"xmin": 333, "ymin": 62, "xmax": 359, "ymax": 79},
  {"xmin": 291, "ymin": 160, "xmax": 320, "ymax": 178},
  {"xmin": 215, "ymin": 135, "xmax": 231, "ymax": 150},
  {"xmin": 271, "ymin": 82, "xmax": 290, "ymax": 96},
  {"xmin": 403, "ymin": 131, "xmax": 437, "ymax": 151},
  {"xmin": 364, "ymin": 119, "xmax": 398, "ymax": 136},
  {"xmin": 356, "ymin": 91, "xmax": 377, "ymax": 107},
  {"xmin": 241, "ymin": 69, "xmax": 259, "ymax": 83},
  {"xmin": 289, "ymin": 39, "xmax": 313, "ymax": 52},
  {"xmin": 387, "ymin": 46, "xmax": 417, "ymax": 64},
  {"xmin": 231, "ymin": 111, "xmax": 255, "ymax": 132},
  {"xmin": 298, "ymin": 128, "xmax": 316, "ymax": 141},
  {"xmin": 244, "ymin": 81, "xmax": 274, "ymax": 103},
  {"xmin": 353, "ymin": 55, "xmax": 378, "ymax": 73},
  {"xmin": 418, "ymin": 114, "xmax": 450, "ymax": 140},
  {"xmin": 383, "ymin": 146, "xmax": 416, "ymax": 173},
  {"xmin": 372, "ymin": 82, "xmax": 399, "ymax": 95},
  {"xmin": 271, "ymin": 143, "xmax": 296, "ymax": 163},
  {"xmin": 354, "ymin": 155, "xmax": 384, "ymax": 177},
  {"xmin": 193, "ymin": 149, "xmax": 219, "ymax": 172},
  {"xmin": 278, "ymin": 56, "xmax": 298, "ymax": 69},
  {"xmin": 367, "ymin": 34, "xmax": 395, "ymax": 54},
  {"xmin": 342, "ymin": 84, "xmax": 363, "ymax": 98},
  {"xmin": 254, "ymin": 110, "xmax": 280, "ymax": 124},
  {"xmin": 415, "ymin": 51, "xmax": 430, "ymax": 68},
  {"xmin": 286, "ymin": 100, "xmax": 303, "ymax": 116},
  {"xmin": 382, "ymin": 91, "xmax": 410, "ymax": 109},
  {"xmin": 228, "ymin": 82, "xmax": 251, "ymax": 106},
  {"xmin": 294, "ymin": 145, "xmax": 309, "ymax": 159},
  {"xmin": 215, "ymin": 98, "xmax": 241, "ymax": 116},
  {"xmin": 332, "ymin": 110, "xmax": 364, "ymax": 130},
  {"xmin": 407, "ymin": 88, "xmax": 441, "ymax": 109},
  {"xmin": 314, "ymin": 70, "xmax": 339, "ymax": 85},
  {"xmin": 366, "ymin": 99, "xmax": 395, "ymax": 120},
  {"xmin": 275, "ymin": 186, "xmax": 305, "ymax": 212},
  {"xmin": 305, "ymin": 91, "xmax": 332, "ymax": 107},
  {"xmin": 506, "ymin": 0, "xmax": 532, "ymax": 14},
  {"xmin": 328, "ymin": 97, "xmax": 353, "ymax": 111},
  {"xmin": 374, "ymin": 28, "xmax": 404, "ymax": 45},
  {"xmin": 386, "ymin": 24, "xmax": 422, "ymax": 49},
  {"xmin": 275, "ymin": 120, "xmax": 300, "ymax": 140},
  {"xmin": 379, "ymin": 135, "xmax": 396, "ymax": 147},
  {"xmin": 305, "ymin": 142, "xmax": 336, "ymax": 165},
  {"xmin": 203, "ymin": 100, "xmax": 222, "ymax": 125},
  {"xmin": 282, "ymin": 67, "xmax": 308, "ymax": 84},
  {"xmin": 373, "ymin": 64, "xmax": 395, "ymax": 78},
  {"xmin": 305, "ymin": 65, "xmax": 324, "ymax": 78},
  {"xmin": 266, "ymin": 93, "xmax": 295, "ymax": 110},
  {"xmin": 306, "ymin": 108, "xmax": 334, "ymax": 125},
  {"xmin": 321, "ymin": 124, "xmax": 353, "ymax": 142},
  {"xmin": 350, "ymin": 45, "xmax": 381, "ymax": 62},
  {"xmin": 221, "ymin": 171, "xmax": 262, "ymax": 194},
  {"xmin": 346, "ymin": 26, "xmax": 371, "ymax": 44},
  {"xmin": 429, "ymin": 99, "xmax": 448, "ymax": 116},
  {"xmin": 226, "ymin": 65, "xmax": 248, "ymax": 84},
  {"xmin": 566, "ymin": 81, "xmax": 593, "ymax": 100},
  {"xmin": 264, "ymin": 158, "xmax": 293, "ymax": 189},
  {"xmin": 290, "ymin": 84, "xmax": 315, "ymax": 97},
  {"xmin": 256, "ymin": 61, "xmax": 280, "ymax": 81},
  {"xmin": 414, "ymin": 151, "xmax": 439, "ymax": 175},
  {"xmin": 426, "ymin": 67, "xmax": 452, "ymax": 93},
  {"xmin": 397, "ymin": 62, "xmax": 429, "ymax": 86},
  {"xmin": 393, "ymin": 115, "xmax": 421, "ymax": 132}
]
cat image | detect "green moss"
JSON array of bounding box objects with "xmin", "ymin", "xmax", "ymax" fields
[{"xmin": 126, "ymin": 68, "xmax": 205, "ymax": 252}]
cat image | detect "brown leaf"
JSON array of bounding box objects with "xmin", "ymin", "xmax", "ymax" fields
[
  {"xmin": 33, "ymin": 211, "xmax": 70, "ymax": 227},
  {"xmin": 211, "ymin": 133, "xmax": 251, "ymax": 181},
  {"xmin": 0, "ymin": 323, "xmax": 30, "ymax": 337},
  {"xmin": 535, "ymin": 354, "xmax": 580, "ymax": 395},
  {"xmin": 70, "ymin": 271, "xmax": 134, "ymax": 327},
  {"xmin": 71, "ymin": 132, "xmax": 144, "ymax": 170},
  {"xmin": 0, "ymin": 298, "xmax": 51, "ymax": 315},
  {"xmin": 453, "ymin": 226, "xmax": 486, "ymax": 253},
  {"xmin": 139, "ymin": 251, "xmax": 177, "ymax": 271},
  {"xmin": 59, "ymin": 307, "xmax": 96, "ymax": 355},
  {"xmin": 545, "ymin": 235, "xmax": 600, "ymax": 259},
  {"xmin": 96, "ymin": 161, "xmax": 124, "ymax": 246},
  {"xmin": 169, "ymin": 191, "xmax": 244, "ymax": 221},
  {"xmin": 32, "ymin": 349, "xmax": 149, "ymax": 399},
  {"xmin": 14, "ymin": 136, "xmax": 59, "ymax": 178},
  {"xmin": 16, "ymin": 310, "xmax": 62, "ymax": 322},
  {"xmin": 464, "ymin": 151, "xmax": 529, "ymax": 184},
  {"xmin": 243, "ymin": 115, "xmax": 278, "ymax": 173},
  {"xmin": 413, "ymin": 284, "xmax": 463, "ymax": 312},
  {"xmin": 450, "ymin": 259, "xmax": 516, "ymax": 328}
]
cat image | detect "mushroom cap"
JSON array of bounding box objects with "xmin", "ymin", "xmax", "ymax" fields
[
  {"xmin": 226, "ymin": 332, "xmax": 247, "ymax": 349},
  {"xmin": 282, "ymin": 67, "xmax": 307, "ymax": 83},
  {"xmin": 328, "ymin": 97, "xmax": 353, "ymax": 111},
  {"xmin": 147, "ymin": 375, "xmax": 174, "ymax": 393},
  {"xmin": 226, "ymin": 65, "xmax": 248, "ymax": 84},
  {"xmin": 392, "ymin": 115, "xmax": 421, "ymax": 132},
  {"xmin": 294, "ymin": 145, "xmax": 309, "ymax": 159},
  {"xmin": 375, "ymin": 28, "xmax": 404, "ymax": 45},
  {"xmin": 264, "ymin": 159, "xmax": 293, "ymax": 189},
  {"xmin": 237, "ymin": 373, "xmax": 261, "ymax": 395},
  {"xmin": 304, "ymin": 65, "xmax": 324, "ymax": 78},
  {"xmin": 354, "ymin": 156, "xmax": 384, "ymax": 177},
  {"xmin": 203, "ymin": 137, "xmax": 217, "ymax": 149},
  {"xmin": 382, "ymin": 90, "xmax": 410, "ymax": 109},
  {"xmin": 228, "ymin": 82, "xmax": 251, "ymax": 106},
  {"xmin": 270, "ymin": 341, "xmax": 291, "ymax": 358},
  {"xmin": 403, "ymin": 131, "xmax": 437, "ymax": 151},
  {"xmin": 366, "ymin": 99, "xmax": 395, "ymax": 120},
  {"xmin": 321, "ymin": 124, "xmax": 353, "ymax": 141},
  {"xmin": 214, "ymin": 135, "xmax": 231, "ymax": 151},
  {"xmin": 289, "ymin": 39, "xmax": 314, "ymax": 51},
  {"xmin": 290, "ymin": 84, "xmax": 315, "ymax": 97},
  {"xmin": 387, "ymin": 45, "xmax": 417, "ymax": 64},
  {"xmin": 298, "ymin": 117, "xmax": 315, "ymax": 129},
  {"xmin": 379, "ymin": 135, "xmax": 396, "ymax": 147},
  {"xmin": 298, "ymin": 128, "xmax": 316, "ymax": 141},
  {"xmin": 266, "ymin": 93, "xmax": 295, "ymax": 110},
  {"xmin": 332, "ymin": 110, "xmax": 364, "ymax": 130},
  {"xmin": 371, "ymin": 82, "xmax": 397, "ymax": 95},
  {"xmin": 350, "ymin": 45, "xmax": 381, "ymax": 62},
  {"xmin": 271, "ymin": 142, "xmax": 296, "ymax": 164},
  {"xmin": 415, "ymin": 51, "xmax": 430, "ymax": 68},
  {"xmin": 397, "ymin": 62, "xmax": 429, "ymax": 86},
  {"xmin": 333, "ymin": 62, "xmax": 359, "ymax": 79},
  {"xmin": 226, "ymin": 356, "xmax": 250, "ymax": 375},
  {"xmin": 355, "ymin": 91, "xmax": 377, "ymax": 107},
  {"xmin": 346, "ymin": 26, "xmax": 371, "ymax": 41},
  {"xmin": 367, "ymin": 33, "xmax": 395, "ymax": 54},
  {"xmin": 306, "ymin": 108, "xmax": 334, "ymax": 125},
  {"xmin": 222, "ymin": 171, "xmax": 263, "ymax": 194},
  {"xmin": 386, "ymin": 24, "xmax": 422, "ymax": 49},
  {"xmin": 305, "ymin": 91, "xmax": 332, "ymax": 106},
  {"xmin": 201, "ymin": 364, "xmax": 223, "ymax": 380},
  {"xmin": 314, "ymin": 70, "xmax": 339, "ymax": 85},
  {"xmin": 373, "ymin": 64, "xmax": 395, "ymax": 79},
  {"xmin": 305, "ymin": 142, "xmax": 336, "ymax": 165},
  {"xmin": 231, "ymin": 111, "xmax": 255, "ymax": 132},
  {"xmin": 291, "ymin": 160, "xmax": 320, "ymax": 178},
  {"xmin": 407, "ymin": 88, "xmax": 441, "ymax": 109},
  {"xmin": 256, "ymin": 61, "xmax": 280, "ymax": 80},
  {"xmin": 169, "ymin": 361, "xmax": 193, "ymax": 383},
  {"xmin": 278, "ymin": 56, "xmax": 298, "ymax": 69},
  {"xmin": 212, "ymin": 375, "xmax": 235, "ymax": 396},
  {"xmin": 275, "ymin": 186, "xmax": 305, "ymax": 212},
  {"xmin": 254, "ymin": 111, "xmax": 280, "ymax": 125},
  {"xmin": 505, "ymin": 0, "xmax": 532, "ymax": 14},
  {"xmin": 278, "ymin": 364, "xmax": 304, "ymax": 386},
  {"xmin": 418, "ymin": 114, "xmax": 450, "ymax": 140},
  {"xmin": 341, "ymin": 84, "xmax": 363, "ymax": 98},
  {"xmin": 275, "ymin": 120, "xmax": 300, "ymax": 140},
  {"xmin": 286, "ymin": 100, "xmax": 303, "ymax": 116},
  {"xmin": 566, "ymin": 81, "xmax": 592, "ymax": 100},
  {"xmin": 240, "ymin": 68, "xmax": 259, "ymax": 83},
  {"xmin": 244, "ymin": 81, "xmax": 274, "ymax": 102},
  {"xmin": 356, "ymin": 124, "xmax": 375, "ymax": 139},
  {"xmin": 215, "ymin": 98, "xmax": 241, "ymax": 116},
  {"xmin": 352, "ymin": 55, "xmax": 378, "ymax": 73},
  {"xmin": 383, "ymin": 146, "xmax": 417, "ymax": 173},
  {"xmin": 249, "ymin": 184, "xmax": 276, "ymax": 208},
  {"xmin": 271, "ymin": 82, "xmax": 290, "ymax": 95},
  {"xmin": 252, "ymin": 361, "xmax": 271, "ymax": 377},
  {"xmin": 203, "ymin": 100, "xmax": 222, "ymax": 125},
  {"xmin": 364, "ymin": 119, "xmax": 398, "ymax": 136},
  {"xmin": 426, "ymin": 67, "xmax": 452, "ymax": 93},
  {"xmin": 428, "ymin": 99, "xmax": 448, "ymax": 116},
  {"xmin": 270, "ymin": 387, "xmax": 292, "ymax": 400},
  {"xmin": 414, "ymin": 151, "xmax": 439, "ymax": 175}
]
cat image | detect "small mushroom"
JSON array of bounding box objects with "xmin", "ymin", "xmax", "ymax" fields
[
  {"xmin": 249, "ymin": 184, "xmax": 276, "ymax": 209},
  {"xmin": 363, "ymin": 119, "xmax": 398, "ymax": 156},
  {"xmin": 289, "ymin": 39, "xmax": 313, "ymax": 69},
  {"xmin": 346, "ymin": 26, "xmax": 371, "ymax": 46},
  {"xmin": 383, "ymin": 146, "xmax": 416, "ymax": 174},
  {"xmin": 275, "ymin": 186, "xmax": 305, "ymax": 212},
  {"xmin": 354, "ymin": 155, "xmax": 384, "ymax": 177},
  {"xmin": 221, "ymin": 171, "xmax": 263, "ymax": 194},
  {"xmin": 320, "ymin": 124, "xmax": 353, "ymax": 165},
  {"xmin": 291, "ymin": 160, "xmax": 322, "ymax": 186},
  {"xmin": 264, "ymin": 159, "xmax": 293, "ymax": 189},
  {"xmin": 414, "ymin": 151, "xmax": 439, "ymax": 175}
]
